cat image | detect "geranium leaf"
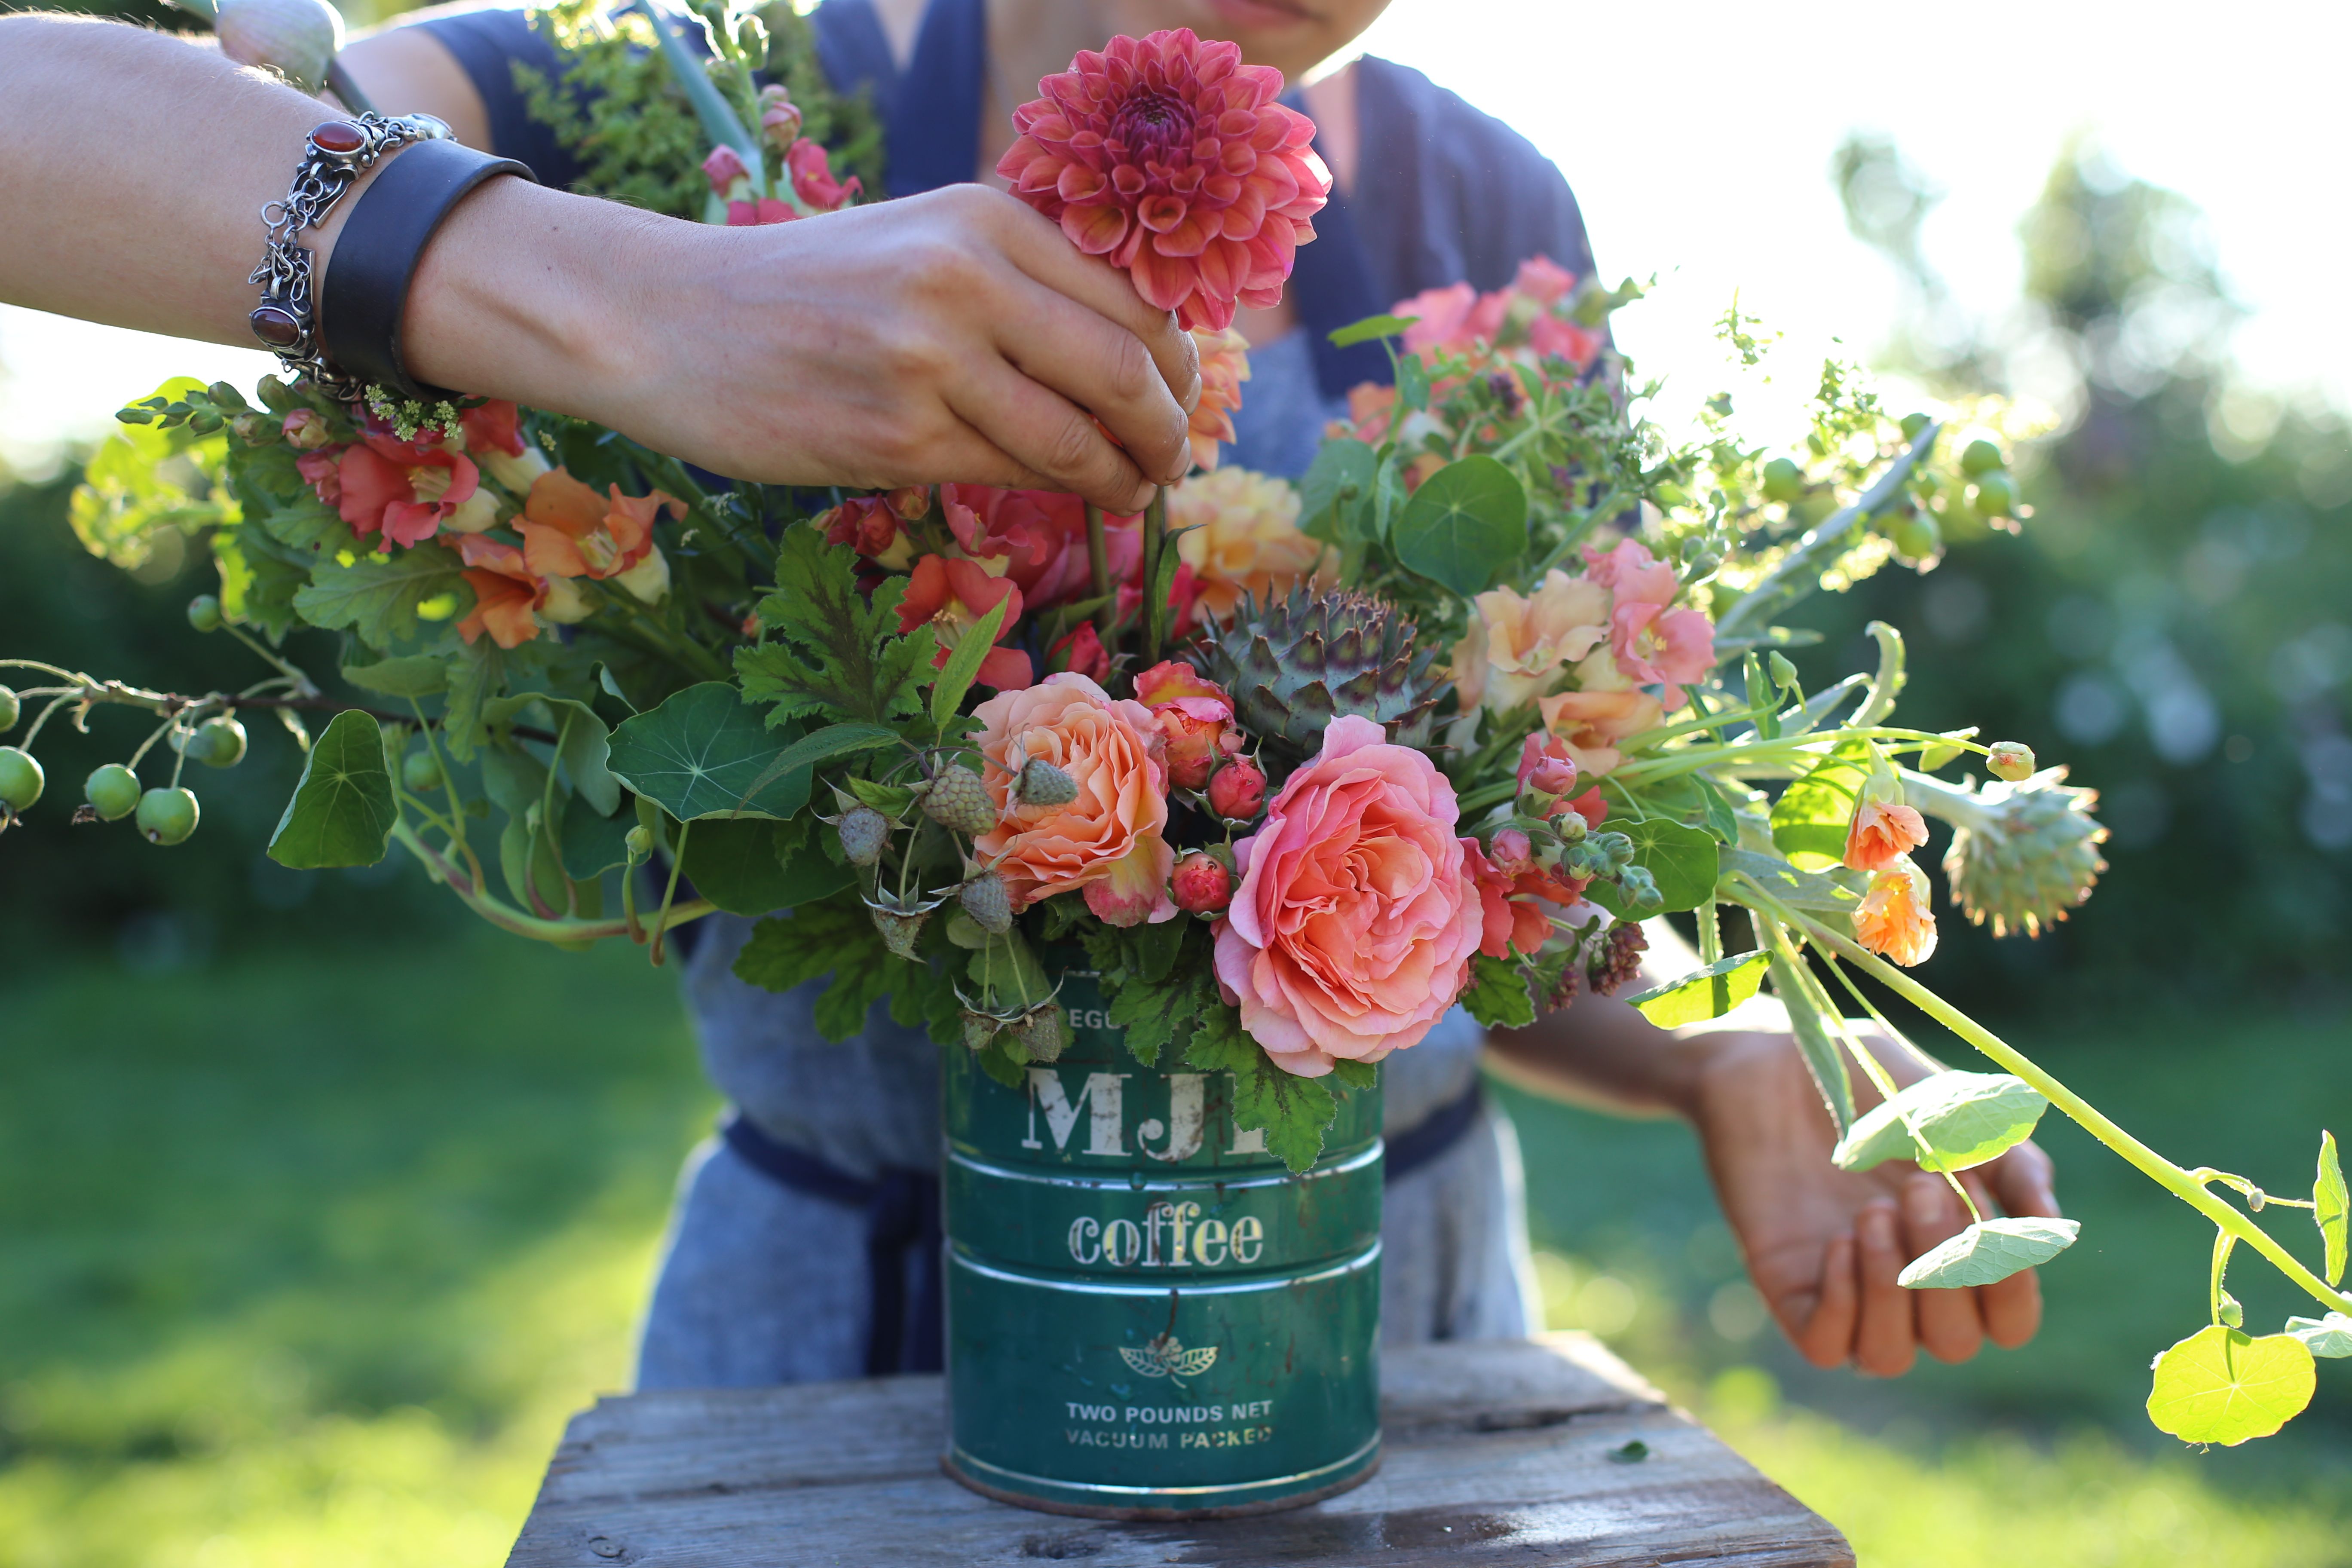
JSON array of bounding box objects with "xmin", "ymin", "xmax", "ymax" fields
[
  {"xmin": 606, "ymin": 682, "xmax": 814, "ymax": 821},
  {"xmin": 1770, "ymin": 737, "xmax": 1875, "ymax": 870},
  {"xmin": 1461, "ymin": 952, "xmax": 1537, "ymax": 1030},
  {"xmin": 1834, "ymin": 1071, "xmax": 2049, "ymax": 1174},
  {"xmin": 2315, "ymin": 1130, "xmax": 2346, "ymax": 1287},
  {"xmin": 1331, "ymin": 1059, "xmax": 1378, "ymax": 1091},
  {"xmin": 930, "ymin": 596, "xmax": 1009, "ymax": 726},
  {"xmin": 1390, "ymin": 455, "xmax": 1526, "ymax": 596},
  {"xmin": 732, "ymin": 899, "xmax": 895, "ymax": 1042},
  {"xmin": 340, "ymin": 654, "xmax": 449, "ymax": 698},
  {"xmin": 2146, "ymin": 1326, "xmax": 2315, "ymax": 1446},
  {"xmin": 292, "ymin": 544, "xmax": 468, "ymax": 650},
  {"xmin": 2285, "ymin": 1312, "xmax": 2352, "ymax": 1359},
  {"xmin": 735, "ymin": 526, "xmax": 934, "ymax": 727},
  {"xmin": 1896, "ymin": 1216, "xmax": 2080, "ymax": 1289},
  {"xmin": 1627, "ymin": 950, "xmax": 1772, "ymax": 1027},
  {"xmin": 266, "ymin": 708, "xmax": 397, "ymax": 870},
  {"xmin": 1183, "ymin": 1005, "xmax": 1336, "ymax": 1175},
  {"xmin": 1588, "ymin": 815, "xmax": 1719, "ymax": 916}
]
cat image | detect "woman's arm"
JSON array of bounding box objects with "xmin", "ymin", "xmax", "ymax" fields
[{"xmin": 0, "ymin": 14, "xmax": 1198, "ymax": 509}]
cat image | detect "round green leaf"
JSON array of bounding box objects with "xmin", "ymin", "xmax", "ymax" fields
[
  {"xmin": 1626, "ymin": 950, "xmax": 1772, "ymax": 1027},
  {"xmin": 606, "ymin": 682, "xmax": 815, "ymax": 821},
  {"xmin": 266, "ymin": 709, "xmax": 398, "ymax": 870},
  {"xmin": 1897, "ymin": 1216, "xmax": 2079, "ymax": 1289},
  {"xmin": 1390, "ymin": 455, "xmax": 1527, "ymax": 596},
  {"xmin": 1834, "ymin": 1071, "xmax": 2049, "ymax": 1173},
  {"xmin": 1588, "ymin": 816, "xmax": 1721, "ymax": 916},
  {"xmin": 2147, "ymin": 1326, "xmax": 2315, "ymax": 1446}
]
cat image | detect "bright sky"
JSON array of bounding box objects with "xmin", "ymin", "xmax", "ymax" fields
[{"xmin": 5, "ymin": 0, "xmax": 2347, "ymax": 470}]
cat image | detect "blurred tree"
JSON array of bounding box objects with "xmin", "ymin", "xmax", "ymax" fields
[{"xmin": 1802, "ymin": 135, "xmax": 2352, "ymax": 1010}]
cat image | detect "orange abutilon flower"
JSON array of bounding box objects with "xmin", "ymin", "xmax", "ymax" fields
[
  {"xmin": 456, "ymin": 536, "xmax": 546, "ymax": 649},
  {"xmin": 997, "ymin": 29, "xmax": 1331, "ymax": 331},
  {"xmin": 900, "ymin": 555, "xmax": 1032, "ymax": 691},
  {"xmin": 1844, "ymin": 796, "xmax": 1930, "ymax": 873},
  {"xmin": 1853, "ymin": 856, "xmax": 1938, "ymax": 967}
]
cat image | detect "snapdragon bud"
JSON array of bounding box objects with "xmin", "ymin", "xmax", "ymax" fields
[{"xmin": 1987, "ymin": 741, "xmax": 2036, "ymax": 782}]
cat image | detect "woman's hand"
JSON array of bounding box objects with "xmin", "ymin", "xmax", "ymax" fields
[
  {"xmin": 1683, "ymin": 1029, "xmax": 2060, "ymax": 1374},
  {"xmin": 408, "ymin": 183, "xmax": 1200, "ymax": 513}
]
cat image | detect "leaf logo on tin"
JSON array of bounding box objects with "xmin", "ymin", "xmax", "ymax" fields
[{"xmin": 1120, "ymin": 1333, "xmax": 1219, "ymax": 1384}]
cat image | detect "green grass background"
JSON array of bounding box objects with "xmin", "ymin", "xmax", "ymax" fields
[{"xmin": 2, "ymin": 935, "xmax": 2347, "ymax": 1566}]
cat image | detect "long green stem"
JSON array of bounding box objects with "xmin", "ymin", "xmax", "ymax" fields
[
  {"xmin": 1745, "ymin": 888, "xmax": 2352, "ymax": 1317},
  {"xmin": 1084, "ymin": 503, "xmax": 1112, "ymax": 641},
  {"xmin": 1141, "ymin": 486, "xmax": 1168, "ymax": 663},
  {"xmin": 391, "ymin": 818, "xmax": 713, "ymax": 944}
]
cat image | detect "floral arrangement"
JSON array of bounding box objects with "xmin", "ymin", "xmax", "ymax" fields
[{"xmin": 5, "ymin": 2, "xmax": 2344, "ymax": 1448}]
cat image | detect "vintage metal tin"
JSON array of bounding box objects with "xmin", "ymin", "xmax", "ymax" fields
[{"xmin": 940, "ymin": 960, "xmax": 1384, "ymax": 1519}]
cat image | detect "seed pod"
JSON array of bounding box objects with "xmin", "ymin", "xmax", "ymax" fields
[
  {"xmin": 923, "ymin": 764, "xmax": 998, "ymax": 836},
  {"xmin": 959, "ymin": 870, "xmax": 1014, "ymax": 934},
  {"xmin": 401, "ymin": 750, "xmax": 443, "ymax": 793},
  {"xmin": 1014, "ymin": 757, "xmax": 1078, "ymax": 808},
  {"xmin": 187, "ymin": 717, "xmax": 248, "ymax": 769},
  {"xmin": 837, "ymin": 806, "xmax": 891, "ymax": 866}
]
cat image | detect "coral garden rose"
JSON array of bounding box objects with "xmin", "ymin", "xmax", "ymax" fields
[
  {"xmin": 971, "ymin": 673, "xmax": 1176, "ymax": 926},
  {"xmin": 1450, "ymin": 569, "xmax": 1612, "ymax": 714},
  {"xmin": 1214, "ymin": 715, "xmax": 1485, "ymax": 1075},
  {"xmin": 899, "ymin": 554, "xmax": 1032, "ymax": 691},
  {"xmin": 1170, "ymin": 466, "xmax": 1327, "ymax": 622},
  {"xmin": 1844, "ymin": 797, "xmax": 1930, "ymax": 873},
  {"xmin": 997, "ymin": 28, "xmax": 1331, "ymax": 331},
  {"xmin": 1131, "ymin": 660, "xmax": 1242, "ymax": 788},
  {"xmin": 1854, "ymin": 856, "xmax": 1938, "ymax": 966}
]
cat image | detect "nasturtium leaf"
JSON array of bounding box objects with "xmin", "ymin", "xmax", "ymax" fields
[
  {"xmin": 2146, "ymin": 1326, "xmax": 2316, "ymax": 1446},
  {"xmin": 678, "ymin": 817, "xmax": 805, "ymax": 916},
  {"xmin": 1299, "ymin": 438, "xmax": 1377, "ymax": 543},
  {"xmin": 1327, "ymin": 312, "xmax": 1418, "ymax": 347},
  {"xmin": 1896, "ymin": 1216, "xmax": 2080, "ymax": 1289},
  {"xmin": 1692, "ymin": 775, "xmax": 1741, "ymax": 845},
  {"xmin": 2285, "ymin": 1313, "xmax": 2352, "ymax": 1359},
  {"xmin": 484, "ymin": 695, "xmax": 621, "ymax": 818},
  {"xmin": 560, "ymin": 790, "xmax": 636, "ymax": 879},
  {"xmin": 2315, "ymin": 1130, "xmax": 2346, "ymax": 1287},
  {"xmin": 1588, "ymin": 815, "xmax": 1720, "ymax": 916},
  {"xmin": 1627, "ymin": 950, "xmax": 1772, "ymax": 1027},
  {"xmin": 1461, "ymin": 952, "xmax": 1537, "ymax": 1030},
  {"xmin": 293, "ymin": 545, "xmax": 469, "ymax": 650},
  {"xmin": 931, "ymin": 596, "xmax": 1010, "ymax": 726},
  {"xmin": 606, "ymin": 682, "xmax": 814, "ymax": 821},
  {"xmin": 340, "ymin": 654, "xmax": 449, "ymax": 698},
  {"xmin": 1770, "ymin": 738, "xmax": 1875, "ymax": 870},
  {"xmin": 478, "ymin": 741, "xmax": 550, "ymax": 823},
  {"xmin": 1834, "ymin": 1071, "xmax": 2049, "ymax": 1174},
  {"xmin": 1718, "ymin": 847, "xmax": 1864, "ymax": 914},
  {"xmin": 1390, "ymin": 455, "xmax": 1527, "ymax": 596},
  {"xmin": 266, "ymin": 708, "xmax": 398, "ymax": 869}
]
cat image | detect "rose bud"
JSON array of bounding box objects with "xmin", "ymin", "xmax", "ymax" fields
[
  {"xmin": 1171, "ymin": 851, "xmax": 1233, "ymax": 915},
  {"xmin": 1987, "ymin": 741, "xmax": 2036, "ymax": 782},
  {"xmin": 1490, "ymin": 827, "xmax": 1534, "ymax": 875},
  {"xmin": 1131, "ymin": 660, "xmax": 1240, "ymax": 789},
  {"xmin": 1207, "ymin": 755, "xmax": 1266, "ymax": 821},
  {"xmin": 1522, "ymin": 754, "xmax": 1578, "ymax": 799}
]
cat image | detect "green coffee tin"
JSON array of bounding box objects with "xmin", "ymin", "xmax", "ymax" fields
[{"xmin": 940, "ymin": 962, "xmax": 1384, "ymax": 1519}]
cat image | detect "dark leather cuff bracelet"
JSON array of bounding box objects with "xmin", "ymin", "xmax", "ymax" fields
[{"xmin": 320, "ymin": 138, "xmax": 537, "ymax": 406}]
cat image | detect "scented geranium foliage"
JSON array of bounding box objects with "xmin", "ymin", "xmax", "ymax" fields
[{"xmin": 10, "ymin": 11, "xmax": 2346, "ymax": 1450}]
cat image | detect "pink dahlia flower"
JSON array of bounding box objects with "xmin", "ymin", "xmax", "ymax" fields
[
  {"xmin": 997, "ymin": 29, "xmax": 1331, "ymax": 331},
  {"xmin": 1213, "ymin": 716, "xmax": 1484, "ymax": 1076}
]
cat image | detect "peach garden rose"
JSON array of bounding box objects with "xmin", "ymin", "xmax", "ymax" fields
[
  {"xmin": 971, "ymin": 673, "xmax": 1177, "ymax": 927},
  {"xmin": 1213, "ymin": 716, "xmax": 1485, "ymax": 1076}
]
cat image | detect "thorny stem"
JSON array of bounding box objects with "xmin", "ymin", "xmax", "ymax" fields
[{"xmin": 1733, "ymin": 882, "xmax": 2352, "ymax": 1319}]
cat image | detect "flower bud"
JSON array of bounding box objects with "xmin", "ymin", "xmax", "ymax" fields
[
  {"xmin": 1207, "ymin": 756, "xmax": 1266, "ymax": 821},
  {"xmin": 480, "ymin": 444, "xmax": 551, "ymax": 494},
  {"xmin": 1489, "ymin": 827, "xmax": 1533, "ymax": 875},
  {"xmin": 1171, "ymin": 851, "xmax": 1233, "ymax": 914},
  {"xmin": 1522, "ymin": 754, "xmax": 1578, "ymax": 799},
  {"xmin": 625, "ymin": 824, "xmax": 655, "ymax": 860},
  {"xmin": 701, "ymin": 144, "xmax": 750, "ymax": 196},
  {"xmin": 884, "ymin": 484, "xmax": 931, "ymax": 521},
  {"xmin": 1987, "ymin": 741, "xmax": 2035, "ymax": 782},
  {"xmin": 758, "ymin": 84, "xmax": 805, "ymax": 149},
  {"xmin": 614, "ymin": 543, "xmax": 671, "ymax": 605},
  {"xmin": 282, "ymin": 409, "xmax": 331, "ymax": 450},
  {"xmin": 539, "ymin": 575, "xmax": 593, "ymax": 625}
]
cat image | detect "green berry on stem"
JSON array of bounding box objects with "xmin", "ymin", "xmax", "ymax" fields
[
  {"xmin": 1971, "ymin": 470, "xmax": 2017, "ymax": 518},
  {"xmin": 401, "ymin": 750, "xmax": 443, "ymax": 792},
  {"xmin": 959, "ymin": 870, "xmax": 1014, "ymax": 934},
  {"xmin": 187, "ymin": 717, "xmax": 247, "ymax": 769},
  {"xmin": 1899, "ymin": 411, "xmax": 1932, "ymax": 441},
  {"xmin": 0, "ymin": 747, "xmax": 43, "ymax": 810},
  {"xmin": 135, "ymin": 786, "xmax": 199, "ymax": 845},
  {"xmin": 1761, "ymin": 457, "xmax": 1806, "ymax": 504},
  {"xmin": 1987, "ymin": 741, "xmax": 2036, "ymax": 781},
  {"xmin": 0, "ymin": 686, "xmax": 17, "ymax": 734},
  {"xmin": 922, "ymin": 764, "xmax": 998, "ymax": 836},
  {"xmin": 1960, "ymin": 437, "xmax": 2005, "ymax": 475},
  {"xmin": 85, "ymin": 763, "xmax": 141, "ymax": 821},
  {"xmin": 187, "ymin": 595, "xmax": 224, "ymax": 633},
  {"xmin": 836, "ymin": 806, "xmax": 891, "ymax": 866},
  {"xmin": 1886, "ymin": 509, "xmax": 1941, "ymax": 561}
]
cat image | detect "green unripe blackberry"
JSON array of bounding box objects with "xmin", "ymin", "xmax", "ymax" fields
[
  {"xmin": 0, "ymin": 747, "xmax": 43, "ymax": 810},
  {"xmin": 136, "ymin": 786, "xmax": 199, "ymax": 845},
  {"xmin": 85, "ymin": 764, "xmax": 141, "ymax": 821},
  {"xmin": 1014, "ymin": 757, "xmax": 1078, "ymax": 807},
  {"xmin": 922, "ymin": 764, "xmax": 998, "ymax": 836},
  {"xmin": 836, "ymin": 806, "xmax": 891, "ymax": 866},
  {"xmin": 959, "ymin": 870, "xmax": 1014, "ymax": 934}
]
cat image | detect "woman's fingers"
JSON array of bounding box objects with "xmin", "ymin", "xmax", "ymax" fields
[
  {"xmin": 947, "ymin": 357, "xmax": 1156, "ymax": 511},
  {"xmin": 980, "ymin": 188, "xmax": 1204, "ymax": 416},
  {"xmin": 1978, "ymin": 1158, "xmax": 2053, "ymax": 1348},
  {"xmin": 1794, "ymin": 1233, "xmax": 1860, "ymax": 1368},
  {"xmin": 1853, "ymin": 1200, "xmax": 1917, "ymax": 1376},
  {"xmin": 1901, "ymin": 1173, "xmax": 1985, "ymax": 1364}
]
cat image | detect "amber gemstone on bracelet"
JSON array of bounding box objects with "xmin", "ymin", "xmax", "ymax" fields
[
  {"xmin": 250, "ymin": 306, "xmax": 303, "ymax": 349},
  {"xmin": 309, "ymin": 120, "xmax": 366, "ymax": 156}
]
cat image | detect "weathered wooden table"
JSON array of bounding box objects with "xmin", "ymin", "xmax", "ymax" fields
[{"xmin": 506, "ymin": 1333, "xmax": 1852, "ymax": 1565}]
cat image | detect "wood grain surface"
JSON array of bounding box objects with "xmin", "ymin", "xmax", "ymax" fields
[{"xmin": 507, "ymin": 1333, "xmax": 1852, "ymax": 1566}]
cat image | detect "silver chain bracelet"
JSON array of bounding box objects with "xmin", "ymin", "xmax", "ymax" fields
[{"xmin": 247, "ymin": 113, "xmax": 452, "ymax": 402}]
